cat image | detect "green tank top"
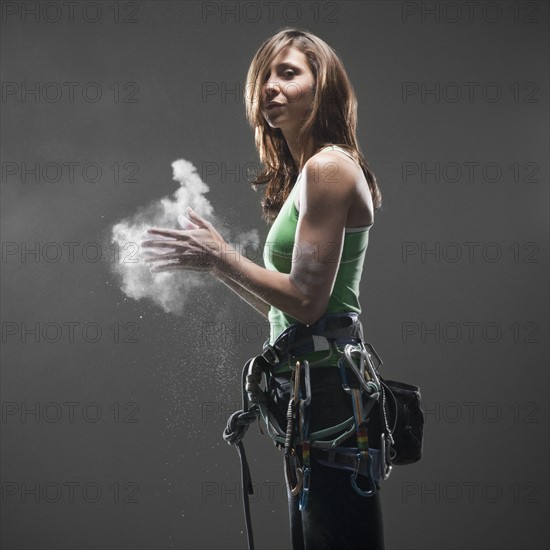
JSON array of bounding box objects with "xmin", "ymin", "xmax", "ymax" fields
[{"xmin": 263, "ymin": 145, "xmax": 373, "ymax": 369}]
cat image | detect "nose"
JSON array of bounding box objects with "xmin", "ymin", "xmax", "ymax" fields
[{"xmin": 262, "ymin": 78, "xmax": 281, "ymax": 104}]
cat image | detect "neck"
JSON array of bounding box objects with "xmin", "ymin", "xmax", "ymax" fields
[{"xmin": 281, "ymin": 128, "xmax": 317, "ymax": 171}]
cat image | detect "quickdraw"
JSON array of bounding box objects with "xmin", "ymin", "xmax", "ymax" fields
[
  {"xmin": 281, "ymin": 358, "xmax": 313, "ymax": 510},
  {"xmin": 337, "ymin": 343, "xmax": 380, "ymax": 497}
]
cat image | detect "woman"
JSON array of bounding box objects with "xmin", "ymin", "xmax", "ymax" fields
[{"xmin": 142, "ymin": 28, "xmax": 384, "ymax": 550}]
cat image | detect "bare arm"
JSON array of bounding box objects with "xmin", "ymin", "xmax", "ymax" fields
[{"xmin": 211, "ymin": 266, "xmax": 270, "ymax": 318}]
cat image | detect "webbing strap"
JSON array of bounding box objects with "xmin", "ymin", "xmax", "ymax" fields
[
  {"xmin": 222, "ymin": 359, "xmax": 259, "ymax": 550},
  {"xmin": 235, "ymin": 441, "xmax": 255, "ymax": 550}
]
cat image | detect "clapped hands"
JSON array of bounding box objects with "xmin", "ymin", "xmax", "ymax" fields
[{"xmin": 141, "ymin": 207, "xmax": 228, "ymax": 273}]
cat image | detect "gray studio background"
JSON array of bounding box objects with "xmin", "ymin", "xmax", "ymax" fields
[{"xmin": 1, "ymin": 1, "xmax": 548, "ymax": 549}]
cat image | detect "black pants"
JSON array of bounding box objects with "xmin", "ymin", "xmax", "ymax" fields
[{"xmin": 271, "ymin": 367, "xmax": 386, "ymax": 550}]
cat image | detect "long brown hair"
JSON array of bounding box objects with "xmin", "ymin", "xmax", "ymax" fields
[{"xmin": 245, "ymin": 28, "xmax": 382, "ymax": 223}]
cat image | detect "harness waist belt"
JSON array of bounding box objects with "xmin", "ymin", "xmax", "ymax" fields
[{"xmin": 262, "ymin": 312, "xmax": 363, "ymax": 367}]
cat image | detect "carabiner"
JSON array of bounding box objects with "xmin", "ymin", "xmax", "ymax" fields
[
  {"xmin": 284, "ymin": 450, "xmax": 303, "ymax": 497},
  {"xmin": 350, "ymin": 452, "xmax": 377, "ymax": 497},
  {"xmin": 343, "ymin": 345, "xmax": 380, "ymax": 395},
  {"xmin": 380, "ymin": 433, "xmax": 393, "ymax": 481},
  {"xmin": 360, "ymin": 342, "xmax": 382, "ymax": 389}
]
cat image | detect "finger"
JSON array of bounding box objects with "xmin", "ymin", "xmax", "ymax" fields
[
  {"xmin": 142, "ymin": 231, "xmax": 175, "ymax": 240},
  {"xmin": 150, "ymin": 263, "xmax": 207, "ymax": 273},
  {"xmin": 149, "ymin": 252, "xmax": 210, "ymax": 269},
  {"xmin": 186, "ymin": 207, "xmax": 209, "ymax": 226},
  {"xmin": 178, "ymin": 215, "xmax": 199, "ymax": 230},
  {"xmin": 141, "ymin": 247, "xmax": 172, "ymax": 255},
  {"xmin": 140, "ymin": 239, "xmax": 184, "ymax": 249},
  {"xmin": 145, "ymin": 249, "xmax": 205, "ymax": 261},
  {"xmin": 141, "ymin": 246, "xmax": 205, "ymax": 265},
  {"xmin": 146, "ymin": 228, "xmax": 183, "ymax": 239},
  {"xmin": 144, "ymin": 253, "xmax": 182, "ymax": 263},
  {"xmin": 150, "ymin": 265, "xmax": 178, "ymax": 273},
  {"xmin": 142, "ymin": 250, "xmax": 176, "ymax": 258}
]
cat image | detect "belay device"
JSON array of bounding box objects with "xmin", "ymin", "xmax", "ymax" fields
[{"xmin": 223, "ymin": 336, "xmax": 424, "ymax": 550}]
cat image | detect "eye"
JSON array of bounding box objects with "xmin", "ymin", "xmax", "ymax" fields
[{"xmin": 283, "ymin": 69, "xmax": 295, "ymax": 77}]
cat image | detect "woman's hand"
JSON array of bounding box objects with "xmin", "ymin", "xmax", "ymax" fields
[{"xmin": 141, "ymin": 207, "xmax": 227, "ymax": 273}]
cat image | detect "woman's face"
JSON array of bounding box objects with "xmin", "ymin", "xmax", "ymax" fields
[{"xmin": 261, "ymin": 45, "xmax": 316, "ymax": 133}]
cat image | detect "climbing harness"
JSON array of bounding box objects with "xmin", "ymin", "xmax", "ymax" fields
[{"xmin": 223, "ymin": 313, "xmax": 398, "ymax": 550}]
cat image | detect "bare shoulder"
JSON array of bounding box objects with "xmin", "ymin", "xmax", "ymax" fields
[
  {"xmin": 295, "ymin": 150, "xmax": 360, "ymax": 221},
  {"xmin": 297, "ymin": 149, "xmax": 373, "ymax": 226},
  {"xmin": 301, "ymin": 150, "xmax": 360, "ymax": 197}
]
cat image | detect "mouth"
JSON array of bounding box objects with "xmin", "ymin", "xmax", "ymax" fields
[{"xmin": 266, "ymin": 103, "xmax": 284, "ymax": 110}]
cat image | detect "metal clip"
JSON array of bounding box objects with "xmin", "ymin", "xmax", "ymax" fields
[
  {"xmin": 284, "ymin": 450, "xmax": 303, "ymax": 497},
  {"xmin": 343, "ymin": 345, "xmax": 380, "ymax": 395},
  {"xmin": 380, "ymin": 433, "xmax": 393, "ymax": 481},
  {"xmin": 350, "ymin": 451, "xmax": 377, "ymax": 497},
  {"xmin": 362, "ymin": 342, "xmax": 384, "ymax": 371},
  {"xmin": 358, "ymin": 344, "xmax": 382, "ymax": 390}
]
